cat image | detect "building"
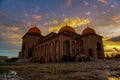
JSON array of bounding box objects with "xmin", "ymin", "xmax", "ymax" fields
[
  {"xmin": 18, "ymin": 25, "xmax": 104, "ymax": 63},
  {"xmin": 0, "ymin": 56, "xmax": 8, "ymax": 63}
]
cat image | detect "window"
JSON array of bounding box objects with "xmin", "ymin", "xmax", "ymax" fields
[{"xmin": 88, "ymin": 48, "xmax": 93, "ymax": 57}]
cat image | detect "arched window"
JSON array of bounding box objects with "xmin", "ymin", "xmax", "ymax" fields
[
  {"xmin": 38, "ymin": 47, "xmax": 40, "ymax": 57},
  {"xmin": 50, "ymin": 42, "xmax": 54, "ymax": 62},
  {"xmin": 76, "ymin": 42, "xmax": 79, "ymax": 55},
  {"xmin": 55, "ymin": 40, "xmax": 60, "ymax": 62},
  {"xmin": 45, "ymin": 44, "xmax": 49, "ymax": 62},
  {"xmin": 97, "ymin": 42, "xmax": 102, "ymax": 58},
  {"xmin": 43, "ymin": 45, "xmax": 45, "ymax": 62},
  {"xmin": 22, "ymin": 42, "xmax": 25, "ymax": 51},
  {"xmin": 72, "ymin": 41, "xmax": 75, "ymax": 56},
  {"xmin": 88, "ymin": 48, "xmax": 93, "ymax": 57},
  {"xmin": 41, "ymin": 45, "xmax": 45, "ymax": 62},
  {"xmin": 97, "ymin": 42, "xmax": 101, "ymax": 50}
]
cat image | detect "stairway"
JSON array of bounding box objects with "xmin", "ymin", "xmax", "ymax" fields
[{"xmin": 16, "ymin": 58, "xmax": 32, "ymax": 63}]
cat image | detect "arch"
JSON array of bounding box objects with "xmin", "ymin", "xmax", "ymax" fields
[
  {"xmin": 45, "ymin": 44, "xmax": 47, "ymax": 62},
  {"xmin": 61, "ymin": 40, "xmax": 71, "ymax": 62},
  {"xmin": 22, "ymin": 52, "xmax": 24, "ymax": 58},
  {"xmin": 49, "ymin": 42, "xmax": 54, "ymax": 62},
  {"xmin": 64, "ymin": 40, "xmax": 70, "ymax": 56},
  {"xmin": 22, "ymin": 42, "xmax": 25, "ymax": 51},
  {"xmin": 97, "ymin": 42, "xmax": 101, "ymax": 50},
  {"xmin": 88, "ymin": 48, "xmax": 93, "ymax": 57},
  {"xmin": 97, "ymin": 42, "xmax": 102, "ymax": 58},
  {"xmin": 72, "ymin": 41, "xmax": 75, "ymax": 56},
  {"xmin": 36, "ymin": 46, "xmax": 39, "ymax": 57},
  {"xmin": 79, "ymin": 40, "xmax": 83, "ymax": 54},
  {"xmin": 38, "ymin": 46, "xmax": 40, "ymax": 57},
  {"xmin": 76, "ymin": 42, "xmax": 79, "ymax": 55},
  {"xmin": 34, "ymin": 47, "xmax": 36, "ymax": 57},
  {"xmin": 40, "ymin": 56, "xmax": 43, "ymax": 63},
  {"xmin": 45, "ymin": 44, "xmax": 49, "ymax": 62},
  {"xmin": 55, "ymin": 39, "xmax": 60, "ymax": 62},
  {"xmin": 41, "ymin": 45, "xmax": 45, "ymax": 62},
  {"xmin": 28, "ymin": 48, "xmax": 32, "ymax": 58}
]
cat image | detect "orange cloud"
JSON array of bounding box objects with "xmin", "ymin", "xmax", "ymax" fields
[
  {"xmin": 103, "ymin": 37, "xmax": 110, "ymax": 41},
  {"xmin": 112, "ymin": 15, "xmax": 120, "ymax": 23},
  {"xmin": 6, "ymin": 26, "xmax": 19, "ymax": 31},
  {"xmin": 1, "ymin": 33, "xmax": 22, "ymax": 46},
  {"xmin": 24, "ymin": 13, "xmax": 42, "ymax": 21},
  {"xmin": 49, "ymin": 17, "xmax": 90, "ymax": 32},
  {"xmin": 32, "ymin": 15, "xmax": 42, "ymax": 20},
  {"xmin": 44, "ymin": 20, "xmax": 58, "ymax": 26},
  {"xmin": 104, "ymin": 41, "xmax": 120, "ymax": 56},
  {"xmin": 98, "ymin": 0, "xmax": 108, "ymax": 5}
]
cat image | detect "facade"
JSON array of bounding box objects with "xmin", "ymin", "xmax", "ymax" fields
[{"xmin": 19, "ymin": 25, "xmax": 104, "ymax": 63}]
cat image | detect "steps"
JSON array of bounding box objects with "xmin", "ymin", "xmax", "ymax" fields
[{"xmin": 16, "ymin": 58, "xmax": 32, "ymax": 63}]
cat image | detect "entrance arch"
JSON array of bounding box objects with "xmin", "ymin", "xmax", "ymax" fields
[
  {"xmin": 64, "ymin": 40, "xmax": 70, "ymax": 56},
  {"xmin": 61, "ymin": 40, "xmax": 71, "ymax": 62}
]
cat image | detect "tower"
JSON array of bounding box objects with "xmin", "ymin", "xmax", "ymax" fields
[
  {"xmin": 19, "ymin": 25, "xmax": 42, "ymax": 59},
  {"xmin": 81, "ymin": 26, "xmax": 104, "ymax": 60}
]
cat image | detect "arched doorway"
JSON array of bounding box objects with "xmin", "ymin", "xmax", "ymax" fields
[
  {"xmin": 64, "ymin": 40, "xmax": 70, "ymax": 56},
  {"xmin": 62, "ymin": 40, "xmax": 71, "ymax": 62}
]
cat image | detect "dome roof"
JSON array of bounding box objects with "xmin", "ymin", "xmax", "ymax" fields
[
  {"xmin": 82, "ymin": 26, "xmax": 96, "ymax": 35},
  {"xmin": 58, "ymin": 25, "xmax": 76, "ymax": 33},
  {"xmin": 28, "ymin": 25, "xmax": 41, "ymax": 35}
]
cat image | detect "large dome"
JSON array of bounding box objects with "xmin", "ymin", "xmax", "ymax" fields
[
  {"xmin": 82, "ymin": 27, "xmax": 96, "ymax": 35},
  {"xmin": 58, "ymin": 25, "xmax": 75, "ymax": 33},
  {"xmin": 28, "ymin": 25, "xmax": 41, "ymax": 35}
]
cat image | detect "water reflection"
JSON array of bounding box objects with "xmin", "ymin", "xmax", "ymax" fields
[{"xmin": 108, "ymin": 77, "xmax": 120, "ymax": 80}]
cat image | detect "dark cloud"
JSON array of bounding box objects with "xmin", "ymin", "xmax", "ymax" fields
[{"xmin": 108, "ymin": 36, "xmax": 120, "ymax": 42}]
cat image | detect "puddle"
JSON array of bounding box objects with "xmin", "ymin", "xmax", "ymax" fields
[
  {"xmin": 108, "ymin": 77, "xmax": 120, "ymax": 80},
  {"xmin": 0, "ymin": 70, "xmax": 17, "ymax": 79}
]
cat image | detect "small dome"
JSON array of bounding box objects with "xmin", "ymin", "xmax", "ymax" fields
[
  {"xmin": 28, "ymin": 25, "xmax": 41, "ymax": 35},
  {"xmin": 82, "ymin": 26, "xmax": 96, "ymax": 35},
  {"xmin": 58, "ymin": 25, "xmax": 75, "ymax": 33}
]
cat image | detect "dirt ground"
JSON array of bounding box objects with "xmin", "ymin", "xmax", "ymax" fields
[{"xmin": 0, "ymin": 62, "xmax": 117, "ymax": 80}]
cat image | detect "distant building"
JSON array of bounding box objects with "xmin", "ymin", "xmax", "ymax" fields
[
  {"xmin": 19, "ymin": 24, "xmax": 104, "ymax": 63},
  {"xmin": 0, "ymin": 56, "xmax": 8, "ymax": 63}
]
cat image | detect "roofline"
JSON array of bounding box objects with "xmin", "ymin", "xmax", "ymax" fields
[
  {"xmin": 82, "ymin": 33, "xmax": 103, "ymax": 38},
  {"xmin": 22, "ymin": 32, "xmax": 42, "ymax": 38}
]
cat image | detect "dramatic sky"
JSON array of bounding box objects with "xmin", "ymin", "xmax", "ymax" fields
[{"xmin": 0, "ymin": 0, "xmax": 120, "ymax": 58}]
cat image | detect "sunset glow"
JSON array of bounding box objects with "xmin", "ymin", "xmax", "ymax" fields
[{"xmin": 0, "ymin": 0, "xmax": 120, "ymax": 57}]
